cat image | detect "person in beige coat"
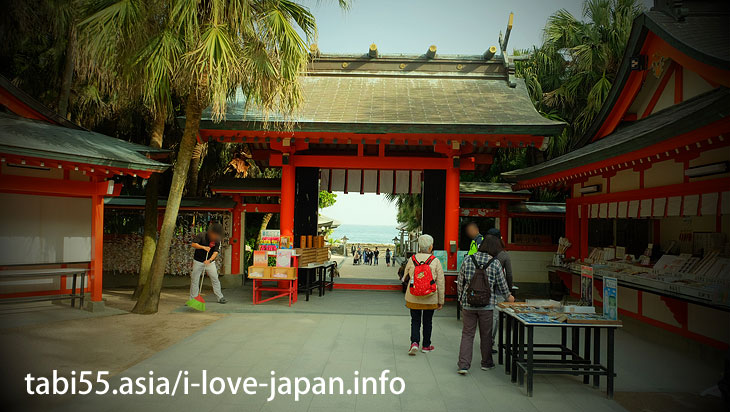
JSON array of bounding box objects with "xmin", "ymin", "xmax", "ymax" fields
[{"xmin": 403, "ymin": 234, "xmax": 445, "ymax": 355}]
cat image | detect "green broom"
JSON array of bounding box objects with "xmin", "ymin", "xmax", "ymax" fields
[{"xmin": 186, "ymin": 247, "xmax": 212, "ymax": 311}]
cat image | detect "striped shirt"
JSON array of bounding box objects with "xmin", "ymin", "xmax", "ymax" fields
[{"xmin": 457, "ymin": 251, "xmax": 511, "ymax": 310}]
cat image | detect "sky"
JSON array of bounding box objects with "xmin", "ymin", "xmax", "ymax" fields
[
  {"xmin": 321, "ymin": 193, "xmax": 399, "ymax": 226},
  {"xmin": 308, "ymin": 0, "xmax": 653, "ymax": 225},
  {"xmin": 303, "ymin": 0, "xmax": 653, "ymax": 55}
]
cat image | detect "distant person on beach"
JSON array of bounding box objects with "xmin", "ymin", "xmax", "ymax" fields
[
  {"xmin": 466, "ymin": 222, "xmax": 484, "ymax": 256},
  {"xmin": 374, "ymin": 248, "xmax": 379, "ymax": 265},
  {"xmin": 404, "ymin": 234, "xmax": 444, "ymax": 355},
  {"xmin": 351, "ymin": 245, "xmax": 355, "ymax": 256},
  {"xmin": 353, "ymin": 250, "xmax": 361, "ymax": 265},
  {"xmin": 385, "ymin": 248, "xmax": 391, "ymax": 266}
]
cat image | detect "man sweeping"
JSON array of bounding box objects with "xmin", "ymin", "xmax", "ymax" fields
[{"xmin": 190, "ymin": 222, "xmax": 227, "ymax": 304}]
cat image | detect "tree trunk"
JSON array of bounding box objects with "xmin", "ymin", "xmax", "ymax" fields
[
  {"xmin": 133, "ymin": 114, "xmax": 166, "ymax": 299},
  {"xmin": 133, "ymin": 95, "xmax": 202, "ymax": 314},
  {"xmin": 255, "ymin": 213, "xmax": 273, "ymax": 250},
  {"xmin": 58, "ymin": 25, "xmax": 76, "ymax": 118},
  {"xmin": 187, "ymin": 142, "xmax": 206, "ymax": 196}
]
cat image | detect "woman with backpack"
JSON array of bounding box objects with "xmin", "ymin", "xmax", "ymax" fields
[
  {"xmin": 456, "ymin": 240, "xmax": 514, "ymax": 374},
  {"xmin": 403, "ymin": 234, "xmax": 445, "ymax": 355}
]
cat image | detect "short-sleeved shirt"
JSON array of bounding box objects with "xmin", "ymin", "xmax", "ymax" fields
[{"xmin": 192, "ymin": 232, "xmax": 220, "ymax": 262}]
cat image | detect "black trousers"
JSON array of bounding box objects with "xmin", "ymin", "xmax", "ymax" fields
[{"xmin": 410, "ymin": 309, "xmax": 435, "ymax": 346}]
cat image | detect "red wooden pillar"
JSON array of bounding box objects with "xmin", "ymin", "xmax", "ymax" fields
[
  {"xmin": 444, "ymin": 163, "xmax": 460, "ymax": 270},
  {"xmin": 230, "ymin": 196, "xmax": 243, "ymax": 275},
  {"xmin": 90, "ymin": 193, "xmax": 104, "ymax": 302},
  {"xmin": 280, "ymin": 163, "xmax": 295, "ymax": 238}
]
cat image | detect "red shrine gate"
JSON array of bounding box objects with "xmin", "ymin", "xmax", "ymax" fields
[{"xmin": 194, "ymin": 42, "xmax": 565, "ymax": 273}]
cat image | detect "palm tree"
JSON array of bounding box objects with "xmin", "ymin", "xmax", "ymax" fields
[
  {"xmin": 385, "ymin": 194, "xmax": 422, "ymax": 233},
  {"xmin": 79, "ymin": 0, "xmax": 348, "ymax": 313},
  {"xmin": 1, "ymin": 0, "xmax": 84, "ymax": 118},
  {"xmin": 77, "ymin": 0, "xmax": 179, "ymax": 299},
  {"xmin": 516, "ymin": 0, "xmax": 643, "ymax": 157},
  {"xmin": 135, "ymin": 0, "xmax": 328, "ymax": 314}
]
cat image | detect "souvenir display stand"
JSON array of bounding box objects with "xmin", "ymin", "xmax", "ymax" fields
[{"xmin": 248, "ymin": 231, "xmax": 298, "ymax": 306}]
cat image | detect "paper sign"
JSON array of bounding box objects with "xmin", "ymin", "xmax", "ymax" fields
[
  {"xmin": 581, "ymin": 265, "xmax": 594, "ymax": 306},
  {"xmin": 432, "ymin": 250, "xmax": 448, "ymax": 272},
  {"xmin": 276, "ymin": 249, "xmax": 292, "ymax": 267},
  {"xmin": 603, "ymin": 277, "xmax": 618, "ymax": 320},
  {"xmin": 253, "ymin": 251, "xmax": 268, "ymax": 266}
]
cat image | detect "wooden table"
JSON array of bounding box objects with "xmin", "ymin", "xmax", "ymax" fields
[
  {"xmin": 252, "ymin": 278, "xmax": 297, "ymax": 306},
  {"xmin": 297, "ymin": 262, "xmax": 336, "ymax": 301},
  {"xmin": 0, "ymin": 268, "xmax": 88, "ymax": 309},
  {"xmin": 497, "ymin": 307, "xmax": 621, "ymax": 398}
]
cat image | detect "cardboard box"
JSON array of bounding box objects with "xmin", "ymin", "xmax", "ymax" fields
[
  {"xmin": 270, "ymin": 266, "xmax": 297, "ymax": 280},
  {"xmin": 247, "ymin": 266, "xmax": 271, "ymax": 279}
]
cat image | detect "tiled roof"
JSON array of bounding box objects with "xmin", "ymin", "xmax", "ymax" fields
[
  {"xmin": 199, "ymin": 55, "xmax": 565, "ymax": 137},
  {"xmin": 459, "ymin": 181, "xmax": 529, "ymax": 196},
  {"xmin": 578, "ymin": 4, "xmax": 730, "ymax": 146},
  {"xmin": 106, "ymin": 196, "xmax": 236, "ymax": 209},
  {"xmin": 502, "ymin": 87, "xmax": 730, "ymax": 183},
  {"xmin": 0, "ymin": 113, "xmax": 169, "ymax": 173}
]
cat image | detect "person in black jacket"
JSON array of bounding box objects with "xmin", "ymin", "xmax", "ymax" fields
[{"xmin": 190, "ymin": 223, "xmax": 227, "ymax": 304}]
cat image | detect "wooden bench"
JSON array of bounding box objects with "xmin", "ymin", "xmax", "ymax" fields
[{"xmin": 0, "ymin": 267, "xmax": 89, "ymax": 309}]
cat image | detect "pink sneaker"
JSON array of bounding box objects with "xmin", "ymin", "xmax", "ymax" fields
[
  {"xmin": 421, "ymin": 345, "xmax": 435, "ymax": 353},
  {"xmin": 408, "ymin": 343, "xmax": 419, "ymax": 356}
]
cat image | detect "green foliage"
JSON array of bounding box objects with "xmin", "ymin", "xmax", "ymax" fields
[
  {"xmin": 385, "ymin": 194, "xmax": 421, "ymax": 233},
  {"xmin": 318, "ymin": 191, "xmax": 337, "ymax": 209},
  {"xmin": 515, "ymin": 0, "xmax": 644, "ymax": 157}
]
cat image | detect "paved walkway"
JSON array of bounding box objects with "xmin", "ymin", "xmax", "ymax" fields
[
  {"xmin": 49, "ymin": 287, "xmax": 722, "ymax": 412},
  {"xmin": 338, "ymin": 256, "xmax": 400, "ymax": 280}
]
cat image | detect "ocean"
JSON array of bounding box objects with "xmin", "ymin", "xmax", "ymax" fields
[{"xmin": 331, "ymin": 224, "xmax": 400, "ymax": 245}]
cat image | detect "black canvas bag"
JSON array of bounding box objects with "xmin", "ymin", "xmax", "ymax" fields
[{"xmin": 466, "ymin": 255, "xmax": 497, "ymax": 307}]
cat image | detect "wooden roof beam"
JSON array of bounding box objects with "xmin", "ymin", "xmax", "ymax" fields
[
  {"xmin": 368, "ymin": 43, "xmax": 378, "ymax": 58},
  {"xmin": 500, "ymin": 12, "xmax": 514, "ymax": 53},
  {"xmin": 483, "ymin": 46, "xmax": 497, "ymax": 61},
  {"xmin": 426, "ymin": 45, "xmax": 437, "ymax": 59}
]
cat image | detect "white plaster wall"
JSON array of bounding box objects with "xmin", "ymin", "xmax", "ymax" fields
[
  {"xmin": 509, "ymin": 250, "xmax": 554, "ymax": 284},
  {"xmin": 683, "ymin": 68, "xmax": 714, "ymax": 101},
  {"xmin": 0, "ymin": 193, "xmax": 91, "ymax": 265}
]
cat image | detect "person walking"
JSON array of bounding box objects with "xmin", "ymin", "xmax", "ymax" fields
[
  {"xmin": 456, "ymin": 240, "xmax": 513, "ymax": 374},
  {"xmin": 385, "ymin": 248, "xmax": 392, "ymax": 267},
  {"xmin": 404, "ymin": 234, "xmax": 445, "ymax": 355},
  {"xmin": 484, "ymin": 228, "xmax": 514, "ymax": 351},
  {"xmin": 374, "ymin": 248, "xmax": 380, "ymax": 265}
]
